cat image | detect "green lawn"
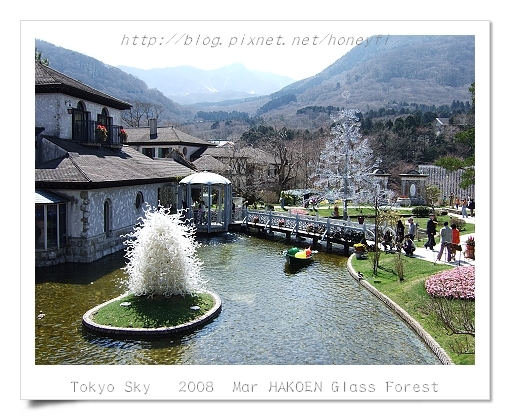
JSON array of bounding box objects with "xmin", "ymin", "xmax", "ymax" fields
[
  {"xmin": 92, "ymin": 292, "xmax": 216, "ymax": 329},
  {"xmin": 350, "ymin": 253, "xmax": 475, "ymax": 365}
]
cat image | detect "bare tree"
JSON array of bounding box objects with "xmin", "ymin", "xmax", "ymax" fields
[
  {"xmin": 428, "ymin": 297, "xmax": 475, "ymax": 337},
  {"xmin": 122, "ymin": 100, "xmax": 147, "ymax": 127},
  {"xmin": 122, "ymin": 101, "xmax": 165, "ymax": 127},
  {"xmin": 260, "ymin": 127, "xmax": 299, "ymax": 194}
]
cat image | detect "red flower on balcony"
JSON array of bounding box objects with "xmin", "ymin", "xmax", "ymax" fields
[
  {"xmin": 119, "ymin": 129, "xmax": 128, "ymax": 141},
  {"xmin": 96, "ymin": 124, "xmax": 108, "ymax": 142}
]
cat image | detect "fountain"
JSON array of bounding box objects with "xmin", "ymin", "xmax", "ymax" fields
[{"xmin": 82, "ymin": 205, "xmax": 222, "ymax": 337}]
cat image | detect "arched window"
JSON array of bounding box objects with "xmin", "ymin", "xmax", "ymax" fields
[
  {"xmin": 135, "ymin": 191, "xmax": 144, "ymax": 209},
  {"xmin": 72, "ymin": 101, "xmax": 87, "ymax": 141},
  {"xmin": 97, "ymin": 108, "xmax": 108, "ymax": 126},
  {"xmin": 104, "ymin": 199, "xmax": 112, "ymax": 237}
]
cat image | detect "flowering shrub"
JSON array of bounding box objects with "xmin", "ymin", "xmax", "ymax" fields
[
  {"xmin": 278, "ymin": 219, "xmax": 285, "ymax": 227},
  {"xmin": 119, "ymin": 128, "xmax": 128, "ymax": 141},
  {"xmin": 425, "ymin": 266, "xmax": 475, "ymax": 299}
]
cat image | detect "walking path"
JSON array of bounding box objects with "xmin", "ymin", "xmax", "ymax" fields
[{"xmin": 410, "ymin": 213, "xmax": 475, "ymax": 267}]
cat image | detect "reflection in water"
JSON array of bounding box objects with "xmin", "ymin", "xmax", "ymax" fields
[{"xmin": 35, "ymin": 233, "xmax": 440, "ymax": 365}]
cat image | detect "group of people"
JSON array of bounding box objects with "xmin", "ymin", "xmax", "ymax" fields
[
  {"xmin": 382, "ymin": 214, "xmax": 463, "ymax": 262},
  {"xmin": 453, "ymin": 196, "xmax": 475, "ymax": 218},
  {"xmin": 381, "ymin": 217, "xmax": 416, "ymax": 256},
  {"xmin": 424, "ymin": 214, "xmax": 461, "ymax": 262}
]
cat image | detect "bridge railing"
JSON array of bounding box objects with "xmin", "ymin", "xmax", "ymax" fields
[{"xmin": 241, "ymin": 209, "xmax": 371, "ymax": 244}]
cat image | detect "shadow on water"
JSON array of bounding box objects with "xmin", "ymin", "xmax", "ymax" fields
[
  {"xmin": 284, "ymin": 260, "xmax": 316, "ymax": 275},
  {"xmin": 36, "ymin": 252, "xmax": 127, "ymax": 285}
]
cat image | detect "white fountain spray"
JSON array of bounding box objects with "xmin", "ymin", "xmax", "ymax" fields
[{"xmin": 122, "ymin": 205, "xmax": 206, "ymax": 298}]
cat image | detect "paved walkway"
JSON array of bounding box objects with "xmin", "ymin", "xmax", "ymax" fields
[{"xmin": 407, "ymin": 213, "xmax": 475, "ymax": 267}]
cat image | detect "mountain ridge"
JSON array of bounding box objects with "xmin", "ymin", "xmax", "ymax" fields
[
  {"xmin": 35, "ymin": 35, "xmax": 474, "ymax": 131},
  {"xmin": 117, "ymin": 62, "xmax": 295, "ymax": 104}
]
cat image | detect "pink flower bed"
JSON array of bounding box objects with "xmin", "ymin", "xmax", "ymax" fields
[
  {"xmin": 289, "ymin": 208, "xmax": 309, "ymax": 215},
  {"xmin": 425, "ymin": 266, "xmax": 475, "ymax": 299}
]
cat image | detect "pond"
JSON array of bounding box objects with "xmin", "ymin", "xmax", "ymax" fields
[{"xmin": 35, "ymin": 233, "xmax": 441, "ymax": 365}]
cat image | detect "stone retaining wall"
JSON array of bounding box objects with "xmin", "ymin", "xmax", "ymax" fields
[{"xmin": 346, "ymin": 256, "xmax": 454, "ymax": 365}]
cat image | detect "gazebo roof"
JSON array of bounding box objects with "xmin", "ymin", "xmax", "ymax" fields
[{"xmin": 179, "ymin": 171, "xmax": 231, "ymax": 185}]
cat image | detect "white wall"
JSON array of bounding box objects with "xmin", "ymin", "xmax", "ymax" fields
[
  {"xmin": 54, "ymin": 184, "xmax": 165, "ymax": 239},
  {"xmin": 35, "ymin": 93, "xmax": 123, "ymax": 139}
]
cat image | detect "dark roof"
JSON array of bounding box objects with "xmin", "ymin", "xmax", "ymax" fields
[
  {"xmin": 35, "ymin": 137, "xmax": 195, "ymax": 189},
  {"xmin": 193, "ymin": 154, "xmax": 229, "ymax": 172},
  {"xmin": 124, "ymin": 126, "xmax": 211, "ymax": 146},
  {"xmin": 204, "ymin": 146, "xmax": 275, "ymax": 164},
  {"xmin": 35, "ymin": 62, "xmax": 132, "ymax": 110}
]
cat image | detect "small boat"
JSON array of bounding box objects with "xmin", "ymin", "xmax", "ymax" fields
[{"xmin": 284, "ymin": 247, "xmax": 313, "ymax": 265}]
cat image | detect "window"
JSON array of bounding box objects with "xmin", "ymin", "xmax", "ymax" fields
[
  {"xmin": 104, "ymin": 200, "xmax": 112, "ymax": 237},
  {"xmin": 72, "ymin": 101, "xmax": 88, "ymax": 141},
  {"xmin": 135, "ymin": 191, "xmax": 144, "ymax": 209},
  {"xmin": 35, "ymin": 202, "xmax": 67, "ymax": 250},
  {"xmin": 142, "ymin": 148, "xmax": 154, "ymax": 158},
  {"xmin": 97, "ymin": 108, "xmax": 108, "ymax": 126}
]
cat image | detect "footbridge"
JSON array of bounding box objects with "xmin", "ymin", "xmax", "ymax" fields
[{"xmin": 231, "ymin": 209, "xmax": 384, "ymax": 255}]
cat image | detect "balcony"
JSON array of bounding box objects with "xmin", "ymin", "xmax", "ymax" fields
[{"xmin": 73, "ymin": 120, "xmax": 124, "ymax": 149}]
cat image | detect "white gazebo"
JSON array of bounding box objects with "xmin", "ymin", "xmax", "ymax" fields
[{"xmin": 178, "ymin": 171, "xmax": 233, "ymax": 233}]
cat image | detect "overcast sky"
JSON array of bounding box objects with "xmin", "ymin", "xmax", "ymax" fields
[{"xmin": 24, "ymin": 20, "xmax": 481, "ymax": 81}]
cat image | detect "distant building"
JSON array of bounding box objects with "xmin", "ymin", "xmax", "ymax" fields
[
  {"xmin": 124, "ymin": 121, "xmax": 213, "ymax": 167},
  {"xmin": 435, "ymin": 117, "xmax": 450, "ymax": 136},
  {"xmin": 195, "ymin": 145, "xmax": 279, "ymax": 193}
]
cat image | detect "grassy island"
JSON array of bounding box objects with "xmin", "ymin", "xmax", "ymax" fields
[{"xmin": 92, "ymin": 292, "xmax": 216, "ymax": 329}]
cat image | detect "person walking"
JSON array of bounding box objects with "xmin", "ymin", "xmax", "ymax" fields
[
  {"xmin": 461, "ymin": 198, "xmax": 468, "ymax": 218},
  {"xmin": 425, "ymin": 214, "xmax": 437, "ymax": 250},
  {"xmin": 436, "ymin": 221, "xmax": 452, "ymax": 262},
  {"xmin": 455, "ymin": 197, "xmax": 460, "ymax": 210},
  {"xmin": 468, "ymin": 198, "xmax": 475, "ymax": 217},
  {"xmin": 450, "ymin": 223, "xmax": 461, "ymax": 261},
  {"xmin": 407, "ymin": 217, "xmax": 416, "ymax": 241},
  {"xmin": 280, "ymin": 190, "xmax": 286, "ymax": 210}
]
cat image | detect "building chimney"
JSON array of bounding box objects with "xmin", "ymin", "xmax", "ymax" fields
[{"xmin": 149, "ymin": 118, "xmax": 157, "ymax": 139}]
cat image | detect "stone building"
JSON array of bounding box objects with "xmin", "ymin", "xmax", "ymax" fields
[{"xmin": 35, "ymin": 62, "xmax": 195, "ymax": 266}]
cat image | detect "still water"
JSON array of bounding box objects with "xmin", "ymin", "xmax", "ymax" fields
[{"xmin": 35, "ymin": 233, "xmax": 440, "ymax": 365}]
